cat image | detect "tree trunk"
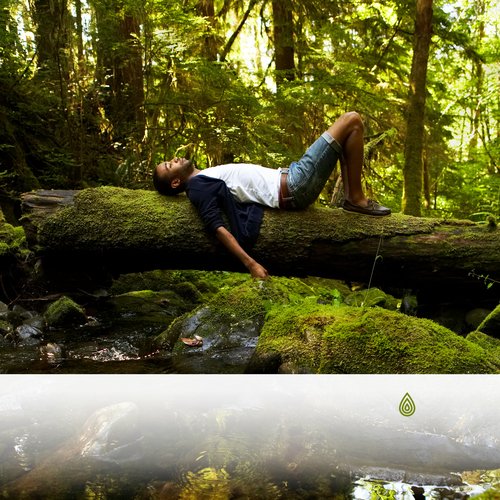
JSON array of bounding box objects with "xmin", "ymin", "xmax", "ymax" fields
[
  {"xmin": 196, "ymin": 0, "xmax": 218, "ymax": 61},
  {"xmin": 468, "ymin": 0, "xmax": 485, "ymax": 159},
  {"xmin": 402, "ymin": 0, "xmax": 433, "ymax": 216},
  {"xmin": 272, "ymin": 0, "xmax": 295, "ymax": 86},
  {"xmin": 32, "ymin": 0, "xmax": 71, "ymax": 105},
  {"xmin": 21, "ymin": 188, "xmax": 500, "ymax": 297},
  {"xmin": 92, "ymin": 0, "xmax": 144, "ymax": 142},
  {"xmin": 33, "ymin": 0, "xmax": 70, "ymax": 77},
  {"xmin": 75, "ymin": 0, "xmax": 84, "ymax": 75}
]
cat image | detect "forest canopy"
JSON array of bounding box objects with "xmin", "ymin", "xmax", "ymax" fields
[{"xmin": 0, "ymin": 0, "xmax": 499, "ymax": 219}]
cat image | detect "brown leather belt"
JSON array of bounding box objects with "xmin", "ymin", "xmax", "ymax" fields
[{"xmin": 278, "ymin": 169, "xmax": 293, "ymax": 209}]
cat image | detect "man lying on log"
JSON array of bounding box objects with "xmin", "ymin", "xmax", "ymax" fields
[{"xmin": 153, "ymin": 112, "xmax": 391, "ymax": 279}]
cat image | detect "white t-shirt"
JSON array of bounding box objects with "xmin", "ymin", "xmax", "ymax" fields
[{"xmin": 198, "ymin": 163, "xmax": 281, "ymax": 208}]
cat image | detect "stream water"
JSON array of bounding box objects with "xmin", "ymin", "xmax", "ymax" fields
[
  {"xmin": 0, "ymin": 376, "xmax": 499, "ymax": 499},
  {"xmin": 0, "ymin": 295, "xmax": 175, "ymax": 374},
  {"xmin": 0, "ymin": 273, "xmax": 499, "ymax": 498}
]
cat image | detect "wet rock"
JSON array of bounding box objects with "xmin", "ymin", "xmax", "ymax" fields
[
  {"xmin": 15, "ymin": 324, "xmax": 43, "ymax": 345},
  {"xmin": 44, "ymin": 296, "xmax": 87, "ymax": 328},
  {"xmin": 154, "ymin": 276, "xmax": 349, "ymax": 373},
  {"xmin": 477, "ymin": 304, "xmax": 500, "ymax": 338},
  {"xmin": 250, "ymin": 303, "xmax": 500, "ymax": 374},
  {"xmin": 23, "ymin": 315, "xmax": 44, "ymax": 331},
  {"xmin": 6, "ymin": 304, "xmax": 35, "ymax": 327},
  {"xmin": 166, "ymin": 293, "xmax": 265, "ymax": 373},
  {"xmin": 12, "ymin": 304, "xmax": 35, "ymax": 320}
]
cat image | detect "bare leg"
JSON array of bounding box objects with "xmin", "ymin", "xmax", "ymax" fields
[{"xmin": 326, "ymin": 112, "xmax": 369, "ymax": 207}]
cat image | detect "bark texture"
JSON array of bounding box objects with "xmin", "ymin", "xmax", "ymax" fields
[
  {"xmin": 272, "ymin": 0, "xmax": 295, "ymax": 85},
  {"xmin": 20, "ymin": 188, "xmax": 500, "ymax": 296},
  {"xmin": 402, "ymin": 0, "xmax": 433, "ymax": 216}
]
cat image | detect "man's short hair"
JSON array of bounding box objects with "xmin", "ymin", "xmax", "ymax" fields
[{"xmin": 153, "ymin": 165, "xmax": 186, "ymax": 196}]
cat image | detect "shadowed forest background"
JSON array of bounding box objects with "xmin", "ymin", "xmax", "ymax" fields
[{"xmin": 0, "ymin": 0, "xmax": 499, "ymax": 220}]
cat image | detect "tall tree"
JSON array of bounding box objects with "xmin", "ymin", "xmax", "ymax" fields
[
  {"xmin": 196, "ymin": 0, "xmax": 218, "ymax": 61},
  {"xmin": 402, "ymin": 0, "xmax": 434, "ymax": 216},
  {"xmin": 32, "ymin": 0, "xmax": 71, "ymax": 101},
  {"xmin": 92, "ymin": 0, "xmax": 144, "ymax": 142},
  {"xmin": 468, "ymin": 0, "xmax": 485, "ymax": 157},
  {"xmin": 272, "ymin": 0, "xmax": 295, "ymax": 86}
]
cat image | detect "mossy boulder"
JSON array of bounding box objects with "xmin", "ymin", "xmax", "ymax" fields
[
  {"xmin": 155, "ymin": 275, "xmax": 351, "ymax": 349},
  {"xmin": 476, "ymin": 304, "xmax": 500, "ymax": 338},
  {"xmin": 44, "ymin": 296, "xmax": 87, "ymax": 328},
  {"xmin": 109, "ymin": 269, "xmax": 248, "ymax": 302},
  {"xmin": 154, "ymin": 276, "xmax": 350, "ymax": 373},
  {"xmin": 108, "ymin": 289, "xmax": 194, "ymax": 326},
  {"xmin": 250, "ymin": 303, "xmax": 500, "ymax": 374},
  {"xmin": 105, "ymin": 271, "xmax": 255, "ymax": 333}
]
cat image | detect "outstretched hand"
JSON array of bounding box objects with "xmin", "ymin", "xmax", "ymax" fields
[
  {"xmin": 214, "ymin": 226, "xmax": 269, "ymax": 280},
  {"xmin": 248, "ymin": 261, "xmax": 269, "ymax": 280}
]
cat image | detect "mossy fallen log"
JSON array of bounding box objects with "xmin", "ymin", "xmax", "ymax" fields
[{"xmin": 20, "ymin": 187, "xmax": 500, "ymax": 294}]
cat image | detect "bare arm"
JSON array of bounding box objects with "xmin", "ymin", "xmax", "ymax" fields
[{"xmin": 215, "ymin": 226, "xmax": 269, "ymax": 279}]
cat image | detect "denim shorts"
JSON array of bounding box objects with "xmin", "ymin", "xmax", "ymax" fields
[{"xmin": 286, "ymin": 131, "xmax": 342, "ymax": 209}]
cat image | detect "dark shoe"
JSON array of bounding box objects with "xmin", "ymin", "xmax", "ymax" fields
[{"xmin": 342, "ymin": 199, "xmax": 391, "ymax": 216}]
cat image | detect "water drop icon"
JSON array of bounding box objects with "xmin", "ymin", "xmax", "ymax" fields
[{"xmin": 399, "ymin": 392, "xmax": 416, "ymax": 417}]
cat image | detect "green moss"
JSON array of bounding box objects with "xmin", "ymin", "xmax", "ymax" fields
[
  {"xmin": 467, "ymin": 331, "xmax": 500, "ymax": 365},
  {"xmin": 157, "ymin": 279, "xmax": 268, "ymax": 349},
  {"xmin": 109, "ymin": 289, "xmax": 193, "ymax": 325},
  {"xmin": 254, "ymin": 303, "xmax": 500, "ymax": 374},
  {"xmin": 0, "ymin": 241, "xmax": 10, "ymax": 256},
  {"xmin": 122, "ymin": 290, "xmax": 158, "ymax": 299},
  {"xmin": 109, "ymin": 269, "xmax": 249, "ymax": 305},
  {"xmin": 44, "ymin": 296, "xmax": 87, "ymax": 328},
  {"xmin": 0, "ymin": 218, "xmax": 29, "ymax": 260},
  {"xmin": 467, "ymin": 330, "xmax": 500, "ymax": 350},
  {"xmin": 39, "ymin": 187, "xmax": 204, "ymax": 252},
  {"xmin": 472, "ymin": 490, "xmax": 500, "ymax": 500},
  {"xmin": 154, "ymin": 275, "xmax": 350, "ymax": 349}
]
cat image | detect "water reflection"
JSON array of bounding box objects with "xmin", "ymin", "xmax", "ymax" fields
[{"xmin": 0, "ymin": 376, "xmax": 498, "ymax": 498}]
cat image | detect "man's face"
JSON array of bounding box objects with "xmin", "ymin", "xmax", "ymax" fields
[{"xmin": 156, "ymin": 157, "xmax": 193, "ymax": 186}]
